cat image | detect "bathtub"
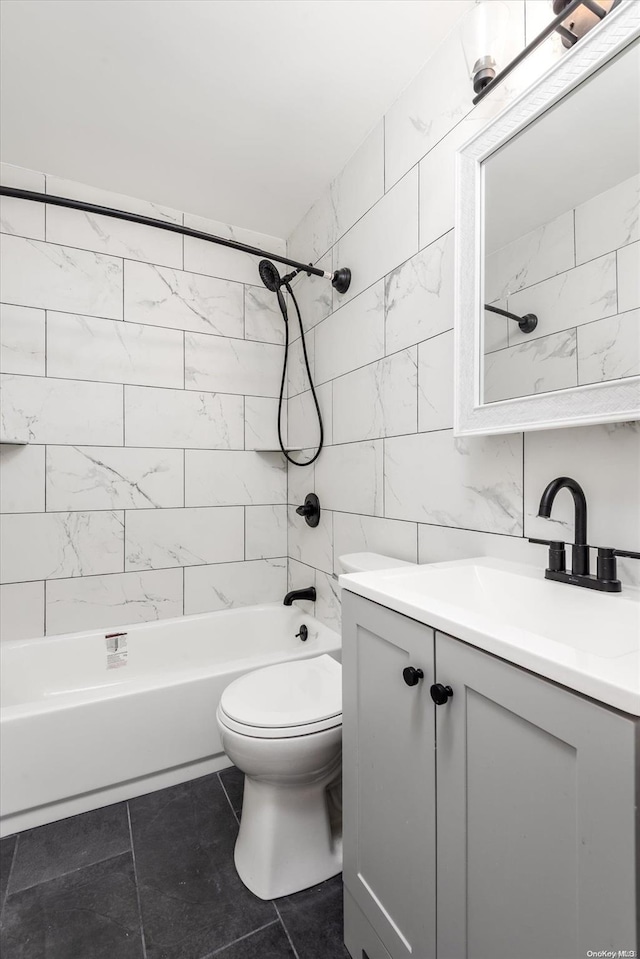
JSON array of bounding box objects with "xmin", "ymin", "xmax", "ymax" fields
[{"xmin": 0, "ymin": 604, "xmax": 340, "ymax": 837}]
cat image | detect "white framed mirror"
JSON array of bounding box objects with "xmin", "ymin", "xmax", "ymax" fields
[{"xmin": 455, "ymin": 2, "xmax": 640, "ymax": 436}]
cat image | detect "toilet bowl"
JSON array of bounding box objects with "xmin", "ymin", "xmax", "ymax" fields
[{"xmin": 216, "ymin": 653, "xmax": 343, "ymax": 900}]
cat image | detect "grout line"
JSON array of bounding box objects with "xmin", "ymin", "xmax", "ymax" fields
[
  {"xmin": 273, "ymin": 901, "xmax": 302, "ymax": 959},
  {"xmin": 5, "ymin": 848, "xmax": 132, "ymax": 896},
  {"xmin": 127, "ymin": 803, "xmax": 148, "ymax": 959},
  {"xmin": 217, "ymin": 772, "xmax": 240, "ymax": 826},
  {"xmin": 203, "ymin": 919, "xmax": 282, "ymax": 958},
  {"xmin": 2, "ymin": 833, "xmax": 19, "ymax": 909}
]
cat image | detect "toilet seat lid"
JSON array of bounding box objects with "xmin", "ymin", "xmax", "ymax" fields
[{"xmin": 219, "ymin": 654, "xmax": 342, "ymax": 729}]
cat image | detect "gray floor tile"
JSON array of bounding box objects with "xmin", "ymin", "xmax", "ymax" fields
[
  {"xmin": 1, "ymin": 835, "xmax": 17, "ymax": 910},
  {"xmin": 218, "ymin": 766, "xmax": 244, "ymax": 818},
  {"xmin": 0, "ymin": 852, "xmax": 144, "ymax": 959},
  {"xmin": 208, "ymin": 920, "xmax": 295, "ymax": 958},
  {"xmin": 8, "ymin": 802, "xmax": 130, "ymax": 894},
  {"xmin": 130, "ymin": 772, "xmax": 275, "ymax": 959},
  {"xmin": 277, "ymin": 874, "xmax": 348, "ymax": 959}
]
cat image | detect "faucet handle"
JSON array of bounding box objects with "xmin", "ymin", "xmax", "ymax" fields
[
  {"xmin": 528, "ymin": 538, "xmax": 566, "ymax": 573},
  {"xmin": 597, "ymin": 547, "xmax": 640, "ymax": 584}
]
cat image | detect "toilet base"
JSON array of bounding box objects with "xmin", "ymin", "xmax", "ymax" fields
[{"xmin": 234, "ymin": 773, "xmax": 342, "ymax": 900}]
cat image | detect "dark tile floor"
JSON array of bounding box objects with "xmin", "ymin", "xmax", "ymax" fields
[{"xmin": 0, "ymin": 767, "xmax": 350, "ymax": 959}]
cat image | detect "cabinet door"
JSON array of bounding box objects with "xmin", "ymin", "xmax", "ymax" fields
[
  {"xmin": 435, "ymin": 631, "xmax": 638, "ymax": 959},
  {"xmin": 342, "ymin": 593, "xmax": 436, "ymax": 959}
]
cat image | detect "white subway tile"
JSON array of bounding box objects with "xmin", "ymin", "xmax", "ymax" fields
[
  {"xmin": 0, "ymin": 304, "xmax": 45, "ymax": 376},
  {"xmin": 245, "ymin": 505, "xmax": 287, "ymax": 560},
  {"xmin": 524, "ymin": 423, "xmax": 640, "ymax": 552},
  {"xmin": 575, "ymin": 174, "xmax": 639, "ymax": 265},
  {"xmin": 124, "ymin": 261, "xmax": 244, "ymax": 337},
  {"xmin": 288, "ymin": 250, "xmax": 333, "ymax": 334},
  {"xmin": 333, "ymin": 512, "xmax": 417, "ymax": 575},
  {"xmin": 185, "ymin": 333, "xmax": 281, "ymax": 396},
  {"xmin": 47, "ymin": 312, "xmax": 184, "ymax": 387},
  {"xmin": 288, "ymin": 506, "xmax": 333, "ymax": 575},
  {"xmin": 334, "ymin": 169, "xmax": 418, "ymax": 305},
  {"xmin": 333, "ymin": 349, "xmax": 417, "ymax": 444},
  {"xmin": 617, "ymin": 241, "xmax": 640, "ymax": 313},
  {"xmin": 184, "ymin": 212, "xmax": 285, "ymax": 285},
  {"xmin": 577, "ymin": 310, "xmax": 640, "ymax": 385},
  {"xmin": 288, "ymin": 191, "xmax": 336, "ymax": 266},
  {"xmin": 384, "ymin": 431, "xmax": 523, "ymax": 534},
  {"xmin": 315, "ymin": 440, "xmax": 383, "ymax": 516},
  {"xmin": 331, "ymin": 121, "xmax": 385, "ymax": 240},
  {"xmin": 314, "ymin": 283, "xmax": 385, "ymax": 385},
  {"xmin": 46, "ymin": 568, "xmax": 183, "ymax": 635},
  {"xmin": 125, "ymin": 385, "xmax": 243, "ymax": 450},
  {"xmin": 0, "ymin": 582, "xmax": 45, "ymax": 641},
  {"xmin": 0, "ymin": 163, "xmax": 45, "ymax": 240},
  {"xmin": 0, "ymin": 234, "xmax": 123, "ymax": 319},
  {"xmin": 46, "ymin": 446, "xmax": 184, "ymax": 511},
  {"xmin": 184, "ymin": 558, "xmax": 286, "ymax": 614},
  {"xmin": 0, "ymin": 444, "xmax": 45, "ymax": 513},
  {"xmin": 45, "ymin": 176, "xmax": 183, "ymax": 267},
  {"xmin": 245, "ymin": 285, "xmax": 285, "ymax": 344},
  {"xmin": 508, "ymin": 253, "xmax": 617, "ymax": 344},
  {"xmin": 1, "ymin": 511, "xmax": 124, "ymax": 584},
  {"xmin": 418, "ymin": 524, "xmax": 541, "ymax": 568},
  {"xmin": 185, "ymin": 450, "xmax": 286, "ymax": 506},
  {"xmin": 385, "ymin": 230, "xmax": 454, "ymax": 353},
  {"xmin": 315, "ymin": 571, "xmax": 342, "ymax": 633},
  {"xmin": 483, "ymin": 329, "xmax": 578, "ymax": 404},
  {"xmin": 1, "ymin": 374, "xmax": 123, "ymax": 445},
  {"xmin": 485, "ymin": 211, "xmax": 575, "ymax": 304},
  {"xmin": 245, "ymin": 396, "xmax": 284, "ymax": 451},
  {"xmin": 287, "ymin": 383, "xmax": 332, "ymax": 451},
  {"xmin": 418, "ymin": 331, "xmax": 454, "ymax": 432},
  {"xmin": 125, "ymin": 506, "xmax": 244, "ymax": 571}
]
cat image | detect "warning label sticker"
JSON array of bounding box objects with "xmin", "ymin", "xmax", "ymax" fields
[{"xmin": 106, "ymin": 633, "xmax": 128, "ymax": 669}]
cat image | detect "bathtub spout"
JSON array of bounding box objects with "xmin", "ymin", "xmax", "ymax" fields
[{"xmin": 283, "ymin": 587, "xmax": 316, "ymax": 606}]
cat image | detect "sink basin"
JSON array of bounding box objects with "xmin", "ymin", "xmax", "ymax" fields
[{"xmin": 339, "ymin": 557, "xmax": 640, "ymax": 715}]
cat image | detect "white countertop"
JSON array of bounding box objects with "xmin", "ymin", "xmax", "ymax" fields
[{"xmin": 339, "ymin": 557, "xmax": 640, "ymax": 716}]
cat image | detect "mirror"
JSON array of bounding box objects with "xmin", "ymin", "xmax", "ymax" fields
[{"xmin": 455, "ymin": 5, "xmax": 640, "ymax": 435}]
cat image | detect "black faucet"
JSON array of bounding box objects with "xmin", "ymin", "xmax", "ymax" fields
[
  {"xmin": 283, "ymin": 587, "xmax": 316, "ymax": 606},
  {"xmin": 529, "ymin": 475, "xmax": 640, "ymax": 592}
]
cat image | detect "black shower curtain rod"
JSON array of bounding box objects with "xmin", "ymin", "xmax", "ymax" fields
[{"xmin": 0, "ymin": 185, "xmax": 331, "ymax": 281}]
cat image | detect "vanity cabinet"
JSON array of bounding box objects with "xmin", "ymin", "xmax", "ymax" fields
[{"xmin": 342, "ymin": 592, "xmax": 639, "ymax": 959}]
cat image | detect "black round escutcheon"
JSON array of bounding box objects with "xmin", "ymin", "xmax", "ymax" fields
[
  {"xmin": 430, "ymin": 683, "xmax": 454, "ymax": 705},
  {"xmin": 403, "ymin": 666, "xmax": 424, "ymax": 687}
]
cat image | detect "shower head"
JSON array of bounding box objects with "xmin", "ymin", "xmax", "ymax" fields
[{"xmin": 258, "ymin": 259, "xmax": 282, "ymax": 292}]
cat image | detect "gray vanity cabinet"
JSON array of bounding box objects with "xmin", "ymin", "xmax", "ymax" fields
[
  {"xmin": 435, "ymin": 630, "xmax": 638, "ymax": 959},
  {"xmin": 342, "ymin": 592, "xmax": 639, "ymax": 959},
  {"xmin": 342, "ymin": 594, "xmax": 437, "ymax": 959}
]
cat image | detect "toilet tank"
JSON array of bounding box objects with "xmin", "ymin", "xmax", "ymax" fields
[{"xmin": 338, "ymin": 552, "xmax": 415, "ymax": 574}]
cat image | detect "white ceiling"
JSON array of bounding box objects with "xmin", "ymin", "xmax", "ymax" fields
[{"xmin": 0, "ymin": 0, "xmax": 473, "ymax": 238}]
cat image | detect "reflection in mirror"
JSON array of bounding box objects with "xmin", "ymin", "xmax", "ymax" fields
[{"xmin": 482, "ymin": 37, "xmax": 639, "ymax": 405}]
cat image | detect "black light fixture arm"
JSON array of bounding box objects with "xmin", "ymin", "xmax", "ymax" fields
[
  {"xmin": 484, "ymin": 303, "xmax": 538, "ymax": 334},
  {"xmin": 0, "ymin": 185, "xmax": 348, "ymax": 287}
]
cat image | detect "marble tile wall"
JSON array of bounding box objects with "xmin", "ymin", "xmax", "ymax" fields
[
  {"xmin": 284, "ymin": 2, "xmax": 640, "ymax": 631},
  {"xmin": 484, "ymin": 174, "xmax": 639, "ymax": 402},
  {"xmin": 0, "ymin": 165, "xmax": 288, "ymax": 639}
]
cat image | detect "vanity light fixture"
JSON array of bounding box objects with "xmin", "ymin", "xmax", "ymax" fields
[
  {"xmin": 469, "ymin": 0, "xmax": 622, "ymax": 104},
  {"xmin": 460, "ymin": 0, "xmax": 511, "ymax": 96}
]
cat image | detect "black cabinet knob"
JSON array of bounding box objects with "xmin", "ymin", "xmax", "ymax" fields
[
  {"xmin": 430, "ymin": 683, "xmax": 453, "ymax": 705},
  {"xmin": 403, "ymin": 666, "xmax": 424, "ymax": 687}
]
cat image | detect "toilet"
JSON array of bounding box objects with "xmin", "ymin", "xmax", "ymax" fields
[{"xmin": 216, "ymin": 552, "xmax": 415, "ymax": 900}]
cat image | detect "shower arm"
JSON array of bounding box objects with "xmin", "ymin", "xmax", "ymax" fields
[{"xmin": 0, "ymin": 185, "xmax": 351, "ymax": 292}]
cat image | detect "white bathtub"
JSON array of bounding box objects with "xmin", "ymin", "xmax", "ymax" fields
[{"xmin": 0, "ymin": 604, "xmax": 341, "ymax": 837}]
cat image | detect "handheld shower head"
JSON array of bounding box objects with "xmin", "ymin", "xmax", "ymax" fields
[{"xmin": 258, "ymin": 259, "xmax": 282, "ymax": 292}]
